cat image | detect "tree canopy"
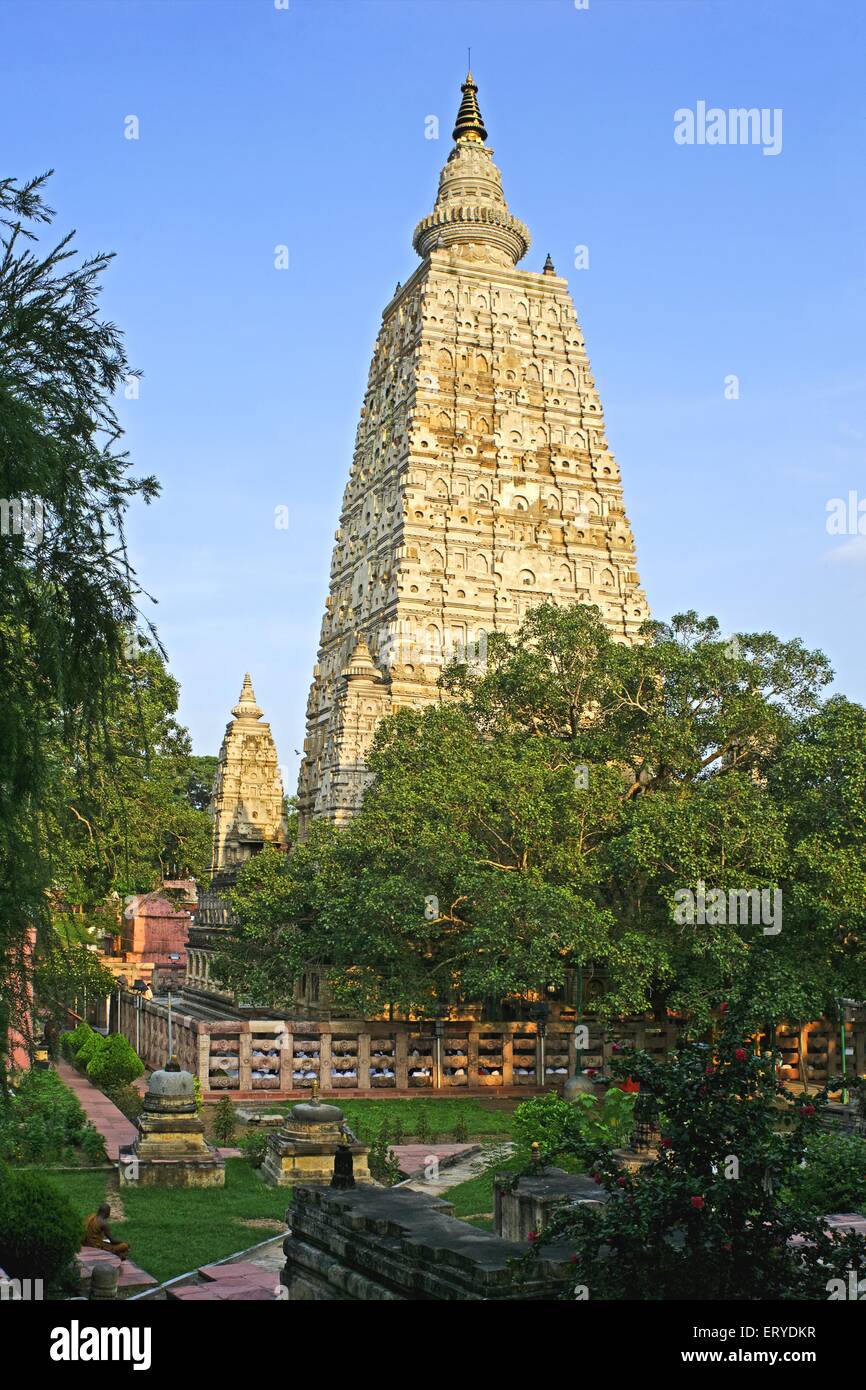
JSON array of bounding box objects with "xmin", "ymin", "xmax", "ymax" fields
[{"xmin": 219, "ymin": 603, "xmax": 865, "ymax": 1031}]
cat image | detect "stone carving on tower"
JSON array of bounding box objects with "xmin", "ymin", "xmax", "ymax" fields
[
  {"xmin": 298, "ymin": 73, "xmax": 649, "ymax": 834},
  {"xmin": 210, "ymin": 674, "xmax": 289, "ymax": 880}
]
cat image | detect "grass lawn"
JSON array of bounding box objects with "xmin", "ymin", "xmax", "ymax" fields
[
  {"xmin": 443, "ymin": 1149, "xmax": 587, "ymax": 1222},
  {"xmin": 44, "ymin": 1169, "xmax": 111, "ymax": 1224},
  {"xmin": 257, "ymin": 1095, "xmax": 518, "ymax": 1142},
  {"xmin": 444, "ymin": 1152, "xmax": 523, "ymax": 1219},
  {"xmin": 44, "ymin": 1160, "xmax": 290, "ymax": 1286}
]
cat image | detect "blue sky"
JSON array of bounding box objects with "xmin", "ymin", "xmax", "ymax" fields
[{"xmin": 2, "ymin": 0, "xmax": 864, "ymax": 782}]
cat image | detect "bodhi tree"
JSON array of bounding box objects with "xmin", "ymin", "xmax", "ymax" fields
[{"xmin": 217, "ymin": 602, "xmax": 865, "ymax": 1029}]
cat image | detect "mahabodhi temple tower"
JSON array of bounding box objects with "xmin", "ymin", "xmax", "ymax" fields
[{"xmin": 298, "ymin": 74, "xmax": 649, "ymax": 834}]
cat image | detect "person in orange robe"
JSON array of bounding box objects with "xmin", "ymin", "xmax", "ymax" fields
[{"xmin": 83, "ymin": 1204, "xmax": 130, "ymax": 1257}]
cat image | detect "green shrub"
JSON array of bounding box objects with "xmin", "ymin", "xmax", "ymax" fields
[
  {"xmin": 413, "ymin": 1107, "xmax": 430, "ymax": 1144},
  {"xmin": 784, "ymin": 1132, "xmax": 866, "ymax": 1218},
  {"xmin": 75, "ymin": 1030, "xmax": 107, "ymax": 1070},
  {"xmin": 0, "ymin": 1162, "xmax": 82, "ymax": 1294},
  {"xmin": 368, "ymin": 1131, "xmax": 402, "ymax": 1186},
  {"xmin": 0, "ymin": 1069, "xmax": 90, "ymax": 1164},
  {"xmin": 104, "ymin": 1083, "xmax": 143, "ymax": 1123},
  {"xmin": 86, "ymin": 1034, "xmax": 144, "ymax": 1089},
  {"xmin": 212, "ymin": 1097, "xmax": 237, "ymax": 1146},
  {"xmin": 79, "ymin": 1124, "xmax": 108, "ymax": 1164},
  {"xmin": 238, "ymin": 1131, "xmax": 268, "ymax": 1166},
  {"xmin": 61, "ymin": 1021, "xmax": 93, "ymax": 1061},
  {"xmin": 453, "ymin": 1114, "xmax": 469, "ymax": 1143}
]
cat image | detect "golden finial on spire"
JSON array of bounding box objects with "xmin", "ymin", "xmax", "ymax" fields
[{"xmin": 452, "ymin": 70, "xmax": 487, "ymax": 143}]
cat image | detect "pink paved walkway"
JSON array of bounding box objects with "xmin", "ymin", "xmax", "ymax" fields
[
  {"xmin": 391, "ymin": 1142, "xmax": 477, "ymax": 1177},
  {"xmin": 56, "ymin": 1059, "xmax": 138, "ymax": 1161}
]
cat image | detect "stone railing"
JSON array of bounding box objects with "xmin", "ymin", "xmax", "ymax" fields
[{"xmin": 115, "ymin": 995, "xmax": 866, "ymax": 1100}]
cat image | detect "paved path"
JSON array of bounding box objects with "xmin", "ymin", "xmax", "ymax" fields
[
  {"xmin": 402, "ymin": 1141, "xmax": 513, "ymax": 1199},
  {"xmin": 391, "ymin": 1142, "xmax": 478, "ymax": 1177},
  {"xmin": 55, "ymin": 1059, "xmax": 138, "ymax": 1160}
]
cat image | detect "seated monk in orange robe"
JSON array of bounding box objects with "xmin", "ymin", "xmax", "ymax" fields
[{"xmin": 83, "ymin": 1204, "xmax": 129, "ymax": 1257}]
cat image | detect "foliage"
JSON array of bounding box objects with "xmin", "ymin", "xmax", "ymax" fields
[
  {"xmin": 60, "ymin": 1020, "xmax": 94, "ymax": 1061},
  {"xmin": 238, "ymin": 1130, "xmax": 268, "ymax": 1166},
  {"xmin": 784, "ymin": 1132, "xmax": 866, "ymax": 1220},
  {"xmin": 367, "ymin": 1128, "xmax": 402, "ymax": 1186},
  {"xmin": 0, "ymin": 1161, "xmax": 83, "ymax": 1293},
  {"xmin": 0, "ymin": 171, "xmax": 157, "ymax": 1070},
  {"xmin": 104, "ymin": 1083, "xmax": 143, "ymax": 1125},
  {"xmin": 44, "ymin": 647, "xmax": 212, "ymax": 906},
  {"xmin": 512, "ymin": 1088, "xmax": 636, "ymax": 1164},
  {"xmin": 85, "ymin": 1032, "xmax": 143, "ymax": 1089},
  {"xmin": 0, "ymin": 1068, "xmax": 104, "ymax": 1164},
  {"xmin": 74, "ymin": 1029, "xmax": 107, "ymax": 1070},
  {"xmin": 211, "ymin": 1096, "xmax": 237, "ymax": 1146},
  {"xmin": 218, "ymin": 603, "xmax": 864, "ymax": 1028},
  {"xmin": 36, "ymin": 935, "xmax": 115, "ymax": 1028},
  {"xmin": 528, "ymin": 1027, "xmax": 866, "ymax": 1300}
]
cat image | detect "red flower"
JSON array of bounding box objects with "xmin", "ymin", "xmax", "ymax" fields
[
  {"xmin": 586, "ymin": 1068, "xmax": 597, "ymax": 1077},
  {"xmin": 802, "ymin": 1104, "xmax": 815, "ymax": 1116},
  {"xmin": 570, "ymin": 1254, "xmax": 578, "ymax": 1265},
  {"xmin": 527, "ymin": 1230, "xmax": 537, "ymax": 1243},
  {"xmin": 612, "ymin": 1042, "xmax": 622, "ymax": 1053},
  {"xmin": 722, "ymin": 1241, "xmax": 732, "ymax": 1252},
  {"xmin": 616, "ymin": 1176, "xmax": 627, "ymax": 1186},
  {"xmin": 720, "ymin": 1002, "xmax": 730, "ymax": 1013},
  {"xmin": 705, "ymin": 1064, "xmax": 717, "ymax": 1075},
  {"xmin": 735, "ymin": 1048, "xmax": 748, "ymax": 1062},
  {"xmin": 659, "ymin": 1136, "xmax": 673, "ymax": 1148},
  {"xmin": 592, "ymin": 1172, "xmax": 603, "ymax": 1184},
  {"xmin": 690, "ymin": 1196, "xmax": 705, "ymax": 1210}
]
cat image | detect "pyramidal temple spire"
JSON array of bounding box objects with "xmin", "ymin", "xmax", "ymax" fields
[
  {"xmin": 232, "ymin": 672, "xmax": 263, "ymax": 722},
  {"xmin": 413, "ymin": 70, "xmax": 530, "ymax": 267},
  {"xmin": 452, "ymin": 70, "xmax": 487, "ymax": 143}
]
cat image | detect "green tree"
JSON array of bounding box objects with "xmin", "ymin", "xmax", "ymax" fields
[
  {"xmin": 43, "ymin": 645, "xmax": 212, "ymax": 905},
  {"xmin": 0, "ymin": 171, "xmax": 157, "ymax": 1065},
  {"xmin": 216, "ymin": 603, "xmax": 865, "ymax": 1029}
]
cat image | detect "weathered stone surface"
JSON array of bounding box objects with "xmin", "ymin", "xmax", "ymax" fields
[
  {"xmin": 119, "ymin": 1061, "xmax": 225, "ymax": 1187},
  {"xmin": 263, "ymin": 1093, "xmax": 372, "ymax": 1186},
  {"xmin": 298, "ymin": 74, "xmax": 648, "ymax": 833},
  {"xmin": 494, "ymin": 1168, "xmax": 607, "ymax": 1244},
  {"xmin": 281, "ymin": 1184, "xmax": 573, "ymax": 1300}
]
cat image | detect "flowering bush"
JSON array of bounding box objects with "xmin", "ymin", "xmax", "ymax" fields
[{"xmin": 528, "ymin": 1025, "xmax": 866, "ymax": 1300}]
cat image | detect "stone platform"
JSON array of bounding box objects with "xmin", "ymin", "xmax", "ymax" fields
[
  {"xmin": 281, "ymin": 1184, "xmax": 574, "ymax": 1300},
  {"xmin": 77, "ymin": 1247, "xmax": 157, "ymax": 1292}
]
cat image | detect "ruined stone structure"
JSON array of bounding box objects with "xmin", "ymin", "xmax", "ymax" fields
[
  {"xmin": 298, "ymin": 73, "xmax": 649, "ymax": 832},
  {"xmin": 281, "ymin": 1184, "xmax": 574, "ymax": 1300},
  {"xmin": 262, "ymin": 1085, "xmax": 372, "ymax": 1187}
]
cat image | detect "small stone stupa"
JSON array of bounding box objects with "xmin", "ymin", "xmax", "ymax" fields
[
  {"xmin": 119, "ymin": 1058, "xmax": 225, "ymax": 1188},
  {"xmin": 262, "ymin": 1082, "xmax": 373, "ymax": 1187}
]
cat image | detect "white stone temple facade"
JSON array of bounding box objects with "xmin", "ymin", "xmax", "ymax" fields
[{"xmin": 298, "ymin": 74, "xmax": 649, "ymax": 834}]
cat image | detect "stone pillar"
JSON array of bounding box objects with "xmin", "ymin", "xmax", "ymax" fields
[
  {"xmin": 358, "ymin": 1031, "xmax": 371, "ymax": 1090},
  {"xmin": 239, "ymin": 1029, "xmax": 252, "ymax": 1092},
  {"xmin": 279, "ymin": 1031, "xmax": 294, "ymax": 1091},
  {"xmin": 493, "ymin": 1169, "xmax": 607, "ymax": 1243},
  {"xmin": 395, "ymin": 1031, "xmax": 408, "ymax": 1090}
]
